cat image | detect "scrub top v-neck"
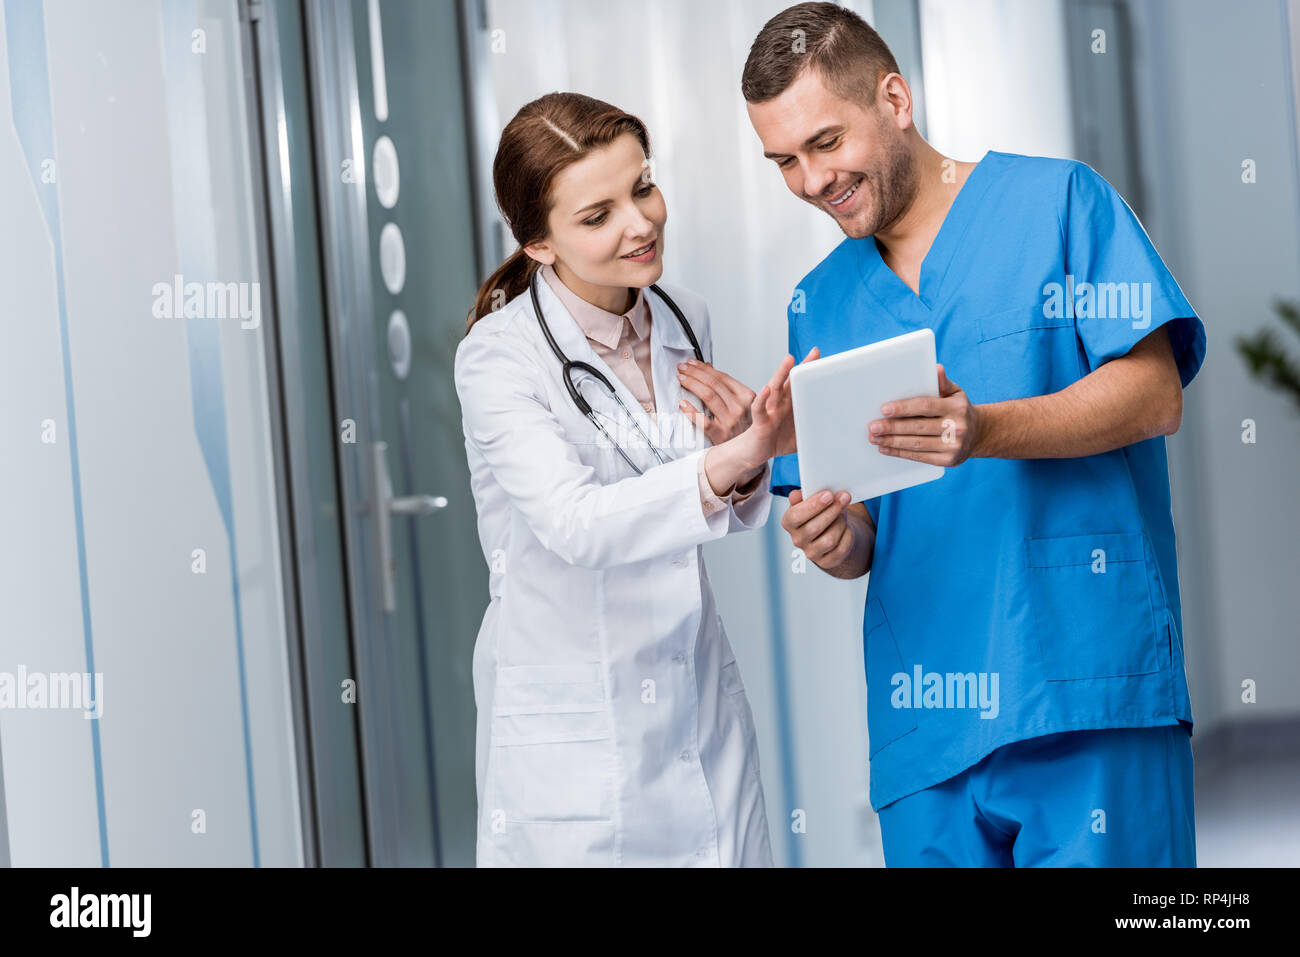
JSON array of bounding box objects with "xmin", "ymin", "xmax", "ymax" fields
[
  {"xmin": 771, "ymin": 150, "xmax": 1207, "ymax": 812},
  {"xmin": 858, "ymin": 149, "xmax": 1000, "ymax": 318}
]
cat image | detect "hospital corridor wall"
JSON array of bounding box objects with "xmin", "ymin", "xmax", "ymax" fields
[{"xmin": 0, "ymin": 0, "xmax": 306, "ymax": 866}]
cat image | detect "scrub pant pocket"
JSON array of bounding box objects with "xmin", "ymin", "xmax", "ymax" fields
[{"xmin": 877, "ymin": 724, "xmax": 1196, "ymax": 867}]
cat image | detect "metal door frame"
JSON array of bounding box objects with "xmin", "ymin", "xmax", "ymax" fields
[
  {"xmin": 239, "ymin": 0, "xmax": 379, "ymax": 866},
  {"xmin": 299, "ymin": 0, "xmax": 413, "ymax": 867}
]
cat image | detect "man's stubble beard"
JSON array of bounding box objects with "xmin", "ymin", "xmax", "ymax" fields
[{"xmin": 839, "ymin": 125, "xmax": 918, "ymax": 241}]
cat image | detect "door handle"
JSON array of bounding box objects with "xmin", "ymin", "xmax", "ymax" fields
[
  {"xmin": 374, "ymin": 440, "xmax": 446, "ymax": 613},
  {"xmin": 390, "ymin": 494, "xmax": 446, "ymax": 516}
]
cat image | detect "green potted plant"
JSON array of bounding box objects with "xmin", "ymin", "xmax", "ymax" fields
[{"xmin": 1236, "ymin": 299, "xmax": 1300, "ymax": 413}]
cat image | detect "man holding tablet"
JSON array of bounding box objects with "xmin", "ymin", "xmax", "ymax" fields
[{"xmin": 742, "ymin": 3, "xmax": 1206, "ymax": 866}]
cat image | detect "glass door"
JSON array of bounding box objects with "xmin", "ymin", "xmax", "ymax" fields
[{"xmin": 302, "ymin": 0, "xmax": 487, "ymax": 867}]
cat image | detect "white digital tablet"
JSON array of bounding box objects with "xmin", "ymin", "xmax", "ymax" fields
[{"xmin": 789, "ymin": 328, "xmax": 945, "ymax": 503}]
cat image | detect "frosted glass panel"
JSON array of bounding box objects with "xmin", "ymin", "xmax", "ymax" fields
[{"xmin": 0, "ymin": 0, "xmax": 300, "ymax": 866}]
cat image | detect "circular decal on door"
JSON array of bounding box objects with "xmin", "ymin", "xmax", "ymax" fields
[
  {"xmin": 387, "ymin": 309, "xmax": 411, "ymax": 380},
  {"xmin": 379, "ymin": 221, "xmax": 406, "ymax": 295},
  {"xmin": 373, "ymin": 135, "xmax": 400, "ymax": 209}
]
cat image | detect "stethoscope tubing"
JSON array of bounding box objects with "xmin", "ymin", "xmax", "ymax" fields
[{"xmin": 529, "ymin": 270, "xmax": 703, "ymax": 474}]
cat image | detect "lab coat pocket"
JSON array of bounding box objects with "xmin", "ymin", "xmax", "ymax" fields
[
  {"xmin": 719, "ymin": 624, "xmax": 763, "ymax": 783},
  {"xmin": 490, "ymin": 663, "xmax": 614, "ymax": 823},
  {"xmin": 719, "ymin": 658, "xmax": 758, "ymax": 749},
  {"xmin": 864, "ymin": 598, "xmax": 917, "ymax": 757},
  {"xmin": 975, "ymin": 306, "xmax": 1076, "ymax": 403},
  {"xmin": 720, "ymin": 658, "xmax": 745, "ymax": 696},
  {"xmin": 1025, "ymin": 532, "xmax": 1161, "ymax": 680}
]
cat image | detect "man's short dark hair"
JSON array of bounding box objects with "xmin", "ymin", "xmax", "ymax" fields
[{"xmin": 741, "ymin": 1, "xmax": 901, "ymax": 107}]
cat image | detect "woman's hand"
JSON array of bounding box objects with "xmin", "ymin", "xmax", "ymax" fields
[
  {"xmin": 676, "ymin": 360, "xmax": 754, "ymax": 444},
  {"xmin": 681, "ymin": 349, "xmax": 819, "ymax": 454},
  {"xmin": 767, "ymin": 347, "xmax": 818, "ymax": 458},
  {"xmin": 700, "ymin": 348, "xmax": 819, "ymax": 495},
  {"xmin": 743, "ymin": 352, "xmax": 799, "ymax": 464},
  {"xmin": 738, "ymin": 346, "xmax": 819, "ymax": 464}
]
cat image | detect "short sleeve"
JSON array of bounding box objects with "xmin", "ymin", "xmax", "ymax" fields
[
  {"xmin": 770, "ymin": 300, "xmax": 803, "ymax": 498},
  {"xmin": 1063, "ymin": 163, "xmax": 1206, "ymax": 388},
  {"xmin": 864, "ymin": 496, "xmax": 881, "ymax": 526},
  {"xmin": 770, "ymin": 455, "xmax": 800, "ymax": 498}
]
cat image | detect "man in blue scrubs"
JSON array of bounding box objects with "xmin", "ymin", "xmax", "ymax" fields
[{"xmin": 742, "ymin": 3, "xmax": 1205, "ymax": 866}]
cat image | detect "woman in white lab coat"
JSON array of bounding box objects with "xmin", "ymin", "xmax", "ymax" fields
[{"xmin": 455, "ymin": 92, "xmax": 797, "ymax": 866}]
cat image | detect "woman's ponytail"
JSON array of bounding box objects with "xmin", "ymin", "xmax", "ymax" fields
[{"xmin": 467, "ymin": 247, "xmax": 538, "ymax": 332}]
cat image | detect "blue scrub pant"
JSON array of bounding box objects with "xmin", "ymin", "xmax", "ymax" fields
[{"xmin": 877, "ymin": 724, "xmax": 1195, "ymax": 867}]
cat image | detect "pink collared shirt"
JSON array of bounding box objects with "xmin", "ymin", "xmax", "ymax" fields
[{"xmin": 539, "ymin": 264, "xmax": 763, "ymax": 512}]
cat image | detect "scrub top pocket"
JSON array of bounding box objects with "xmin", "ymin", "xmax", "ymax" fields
[
  {"xmin": 975, "ymin": 306, "xmax": 1078, "ymax": 404},
  {"xmin": 1024, "ymin": 532, "xmax": 1161, "ymax": 680},
  {"xmin": 864, "ymin": 598, "xmax": 918, "ymax": 756},
  {"xmin": 489, "ymin": 663, "xmax": 614, "ymax": 823}
]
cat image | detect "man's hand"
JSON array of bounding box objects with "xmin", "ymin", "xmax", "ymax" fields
[
  {"xmin": 780, "ymin": 488, "xmax": 873, "ymax": 579},
  {"xmin": 868, "ymin": 364, "xmax": 981, "ymax": 466}
]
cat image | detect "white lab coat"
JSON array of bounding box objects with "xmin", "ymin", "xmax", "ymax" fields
[{"xmin": 454, "ymin": 275, "xmax": 774, "ymax": 867}]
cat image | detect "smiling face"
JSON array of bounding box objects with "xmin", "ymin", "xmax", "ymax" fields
[
  {"xmin": 524, "ymin": 132, "xmax": 666, "ymax": 311},
  {"xmin": 747, "ymin": 66, "xmax": 917, "ymax": 240}
]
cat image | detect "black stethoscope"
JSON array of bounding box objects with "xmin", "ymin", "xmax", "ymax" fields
[{"xmin": 530, "ymin": 270, "xmax": 704, "ymax": 475}]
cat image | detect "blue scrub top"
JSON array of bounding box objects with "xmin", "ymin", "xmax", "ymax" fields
[{"xmin": 771, "ymin": 151, "xmax": 1207, "ymax": 811}]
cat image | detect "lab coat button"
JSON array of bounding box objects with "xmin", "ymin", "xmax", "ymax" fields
[
  {"xmin": 672, "ymin": 653, "xmax": 685, "ymax": 664},
  {"xmin": 679, "ymin": 750, "xmax": 691, "ymax": 762}
]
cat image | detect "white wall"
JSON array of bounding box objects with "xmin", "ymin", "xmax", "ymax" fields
[{"xmin": 919, "ymin": 0, "xmax": 1075, "ymax": 159}]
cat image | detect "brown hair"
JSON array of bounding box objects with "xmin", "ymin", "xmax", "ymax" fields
[
  {"xmin": 467, "ymin": 92, "xmax": 652, "ymax": 331},
  {"xmin": 740, "ymin": 1, "xmax": 900, "ymax": 107}
]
